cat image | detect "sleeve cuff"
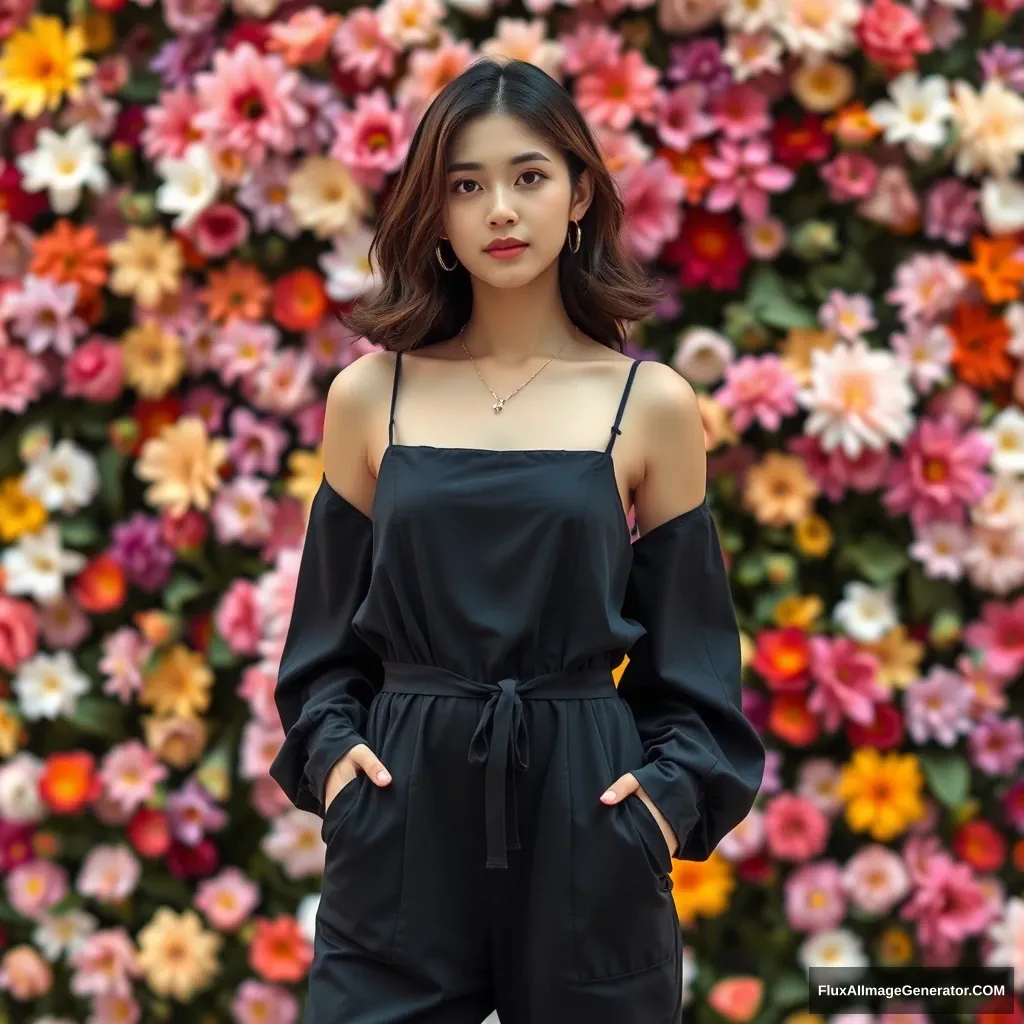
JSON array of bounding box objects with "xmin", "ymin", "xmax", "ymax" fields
[
  {"xmin": 304, "ymin": 715, "xmax": 366, "ymax": 816},
  {"xmin": 632, "ymin": 759, "xmax": 705, "ymax": 860}
]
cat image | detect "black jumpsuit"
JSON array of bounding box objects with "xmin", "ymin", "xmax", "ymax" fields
[{"xmin": 270, "ymin": 353, "xmax": 766, "ymax": 1024}]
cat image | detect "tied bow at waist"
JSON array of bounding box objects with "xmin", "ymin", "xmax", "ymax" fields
[{"xmin": 381, "ymin": 662, "xmax": 618, "ymax": 869}]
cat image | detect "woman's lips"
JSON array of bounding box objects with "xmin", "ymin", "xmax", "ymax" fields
[{"xmin": 485, "ymin": 243, "xmax": 529, "ymax": 260}]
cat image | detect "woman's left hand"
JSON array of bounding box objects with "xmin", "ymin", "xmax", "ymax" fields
[{"xmin": 601, "ymin": 773, "xmax": 677, "ymax": 860}]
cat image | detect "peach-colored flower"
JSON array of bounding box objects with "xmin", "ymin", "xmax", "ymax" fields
[
  {"xmin": 0, "ymin": 944, "xmax": 53, "ymax": 1000},
  {"xmin": 135, "ymin": 416, "xmax": 228, "ymax": 517},
  {"xmin": 742, "ymin": 451, "xmax": 821, "ymax": 527},
  {"xmin": 480, "ymin": 18, "xmax": 564, "ymax": 79}
]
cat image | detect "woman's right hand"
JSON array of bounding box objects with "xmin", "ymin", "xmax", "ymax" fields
[{"xmin": 324, "ymin": 743, "xmax": 392, "ymax": 812}]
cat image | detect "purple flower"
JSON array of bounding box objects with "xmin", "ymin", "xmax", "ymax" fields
[
  {"xmin": 968, "ymin": 717, "xmax": 1024, "ymax": 777},
  {"xmin": 666, "ymin": 39, "xmax": 732, "ymax": 93},
  {"xmin": 979, "ymin": 43, "xmax": 1024, "ymax": 93},
  {"xmin": 166, "ymin": 778, "xmax": 229, "ymax": 847},
  {"xmin": 110, "ymin": 513, "xmax": 175, "ymax": 591}
]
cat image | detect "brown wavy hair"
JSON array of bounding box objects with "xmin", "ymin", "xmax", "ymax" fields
[{"xmin": 339, "ymin": 58, "xmax": 662, "ymax": 353}]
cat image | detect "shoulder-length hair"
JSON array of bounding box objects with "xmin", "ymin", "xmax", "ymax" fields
[{"xmin": 340, "ymin": 58, "xmax": 662, "ymax": 353}]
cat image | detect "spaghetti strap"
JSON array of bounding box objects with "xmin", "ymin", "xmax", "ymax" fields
[
  {"xmin": 388, "ymin": 351, "xmax": 402, "ymax": 447},
  {"xmin": 605, "ymin": 359, "xmax": 641, "ymax": 455}
]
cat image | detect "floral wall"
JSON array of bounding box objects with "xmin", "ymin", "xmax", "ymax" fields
[{"xmin": 1, "ymin": 0, "xmax": 1023, "ymax": 1019}]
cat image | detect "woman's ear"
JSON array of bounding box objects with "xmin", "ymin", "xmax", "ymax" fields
[{"xmin": 570, "ymin": 167, "xmax": 596, "ymax": 223}]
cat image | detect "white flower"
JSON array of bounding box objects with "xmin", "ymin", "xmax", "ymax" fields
[
  {"xmin": 260, "ymin": 808, "xmax": 326, "ymax": 880},
  {"xmin": 951, "ymin": 79, "xmax": 1024, "ymax": 180},
  {"xmin": 21, "ymin": 439, "xmax": 99, "ymax": 514},
  {"xmin": 32, "ymin": 910, "xmax": 99, "ymax": 962},
  {"xmin": 0, "ymin": 275, "xmax": 85, "ymax": 357},
  {"xmin": 797, "ymin": 928, "xmax": 868, "ymax": 975},
  {"xmin": 775, "ymin": 0, "xmax": 861, "ymax": 56},
  {"xmin": 377, "ymin": 0, "xmax": 445, "ymax": 47},
  {"xmin": 972, "ymin": 475, "xmax": 1024, "ymax": 533},
  {"xmin": 0, "ymin": 752, "xmax": 46, "ymax": 823},
  {"xmin": 319, "ymin": 224, "xmax": 378, "ymax": 302},
  {"xmin": 980, "ymin": 177, "xmax": 1024, "ymax": 236},
  {"xmin": 12, "ymin": 650, "xmax": 91, "ymax": 721},
  {"xmin": 672, "ymin": 327, "xmax": 734, "ymax": 386},
  {"xmin": 1, "ymin": 524, "xmax": 87, "ymax": 602},
  {"xmin": 155, "ymin": 143, "xmax": 221, "ymax": 230},
  {"xmin": 798, "ymin": 340, "xmax": 915, "ymax": 458},
  {"xmin": 833, "ymin": 581, "xmax": 898, "ymax": 642},
  {"xmin": 15, "ymin": 123, "xmax": 109, "ymax": 214},
  {"xmin": 985, "ymin": 408, "xmax": 1024, "ymax": 477},
  {"xmin": 909, "ymin": 521, "xmax": 967, "ymax": 581},
  {"xmin": 869, "ymin": 73, "xmax": 952, "ymax": 160},
  {"xmin": 722, "ymin": 30, "xmax": 785, "ymax": 81},
  {"xmin": 723, "ymin": 0, "xmax": 778, "ymax": 33},
  {"xmin": 296, "ymin": 893, "xmax": 320, "ymax": 946},
  {"xmin": 1006, "ymin": 302, "xmax": 1024, "ymax": 359},
  {"xmin": 890, "ymin": 323, "xmax": 952, "ymax": 395},
  {"xmin": 984, "ymin": 896, "xmax": 1024, "ymax": 989}
]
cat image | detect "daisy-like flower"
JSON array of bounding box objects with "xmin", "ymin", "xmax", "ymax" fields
[
  {"xmin": 0, "ymin": 15, "xmax": 95, "ymax": 119},
  {"xmin": 99, "ymin": 740, "xmax": 167, "ymax": 815},
  {"xmin": 890, "ymin": 322, "xmax": 952, "ymax": 394},
  {"xmin": 122, "ymin": 321, "xmax": 185, "ymax": 399},
  {"xmin": 136, "ymin": 909, "xmax": 221, "ymax": 1002},
  {"xmin": 12, "ymin": 649, "xmax": 90, "ymax": 721},
  {"xmin": 77, "ymin": 844, "xmax": 142, "ymax": 904},
  {"xmin": 332, "ymin": 9, "xmax": 398, "ymax": 89},
  {"xmin": 983, "ymin": 897, "xmax": 1024, "ymax": 987},
  {"xmin": 287, "ymin": 155, "xmax": 368, "ymax": 240},
  {"xmin": 106, "ymin": 227, "xmax": 184, "ymax": 311},
  {"xmin": 194, "ymin": 868, "xmax": 261, "ymax": 932},
  {"xmin": 842, "ymin": 845, "xmax": 911, "ymax": 916},
  {"xmin": 235, "ymin": 157, "xmax": 302, "ymax": 239},
  {"xmin": 319, "ymin": 224, "xmax": 377, "ymax": 302},
  {"xmin": 67, "ymin": 928, "xmax": 140, "ymax": 1001},
  {"xmin": 885, "ymin": 253, "xmax": 965, "ymax": 324},
  {"xmin": 776, "ymin": 0, "xmax": 862, "ymax": 57},
  {"xmin": 483, "ymin": 18, "xmax": 565, "ymax": 78},
  {"xmin": 868, "ymin": 73, "xmax": 952, "ymax": 160},
  {"xmin": 714, "ymin": 353, "xmax": 799, "ymax": 432},
  {"xmin": 261, "ymin": 808, "xmax": 326, "ymax": 880},
  {"xmin": 154, "ymin": 143, "xmax": 221, "ymax": 230},
  {"xmin": 798, "ymin": 340, "xmax": 915, "ymax": 459},
  {"xmin": 575, "ymin": 49, "xmax": 661, "ymax": 131},
  {"xmin": 21, "ymin": 439, "xmax": 98, "ymax": 515},
  {"xmin": 833, "ymin": 582, "xmax": 898, "ymax": 643},
  {"xmin": 0, "ymin": 275, "xmax": 85, "ymax": 357},
  {"xmin": 984, "ymin": 407, "xmax": 1024, "ymax": 477},
  {"xmin": 672, "ymin": 328, "xmax": 734, "ymax": 387},
  {"xmin": 32, "ymin": 910, "xmax": 98, "ymax": 962},
  {"xmin": 980, "ymin": 178, "xmax": 1024, "ymax": 236},
  {"xmin": 14, "ymin": 123, "xmax": 108, "ymax": 214},
  {"xmin": 722, "ymin": 0, "xmax": 778, "ymax": 34},
  {"xmin": 211, "ymin": 317, "xmax": 278, "ymax": 386},
  {"xmin": 376, "ymin": 0, "xmax": 445, "ymax": 49},
  {"xmin": 903, "ymin": 666, "xmax": 973, "ymax": 747},
  {"xmin": 909, "ymin": 520, "xmax": 968, "ymax": 580},
  {"xmin": 138, "ymin": 643, "xmax": 213, "ymax": 719},
  {"xmin": 819, "ymin": 291, "xmax": 877, "ymax": 341},
  {"xmin": 1, "ymin": 523, "xmax": 86, "ymax": 602},
  {"xmin": 723, "ymin": 32, "xmax": 785, "ymax": 82},
  {"xmin": 210, "ymin": 476, "xmax": 273, "ymax": 547},
  {"xmin": 704, "ymin": 137, "xmax": 795, "ymax": 222},
  {"xmin": 135, "ymin": 416, "xmax": 228, "ymax": 517},
  {"xmin": 797, "ymin": 928, "xmax": 868, "ymax": 974},
  {"xmin": 950, "ymin": 79, "xmax": 1024, "ymax": 179},
  {"xmin": 619, "ymin": 158, "xmax": 685, "ymax": 262}
]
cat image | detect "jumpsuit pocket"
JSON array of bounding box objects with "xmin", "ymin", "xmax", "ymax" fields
[
  {"xmin": 317, "ymin": 694, "xmax": 408, "ymax": 964},
  {"xmin": 626, "ymin": 793, "xmax": 675, "ymax": 880}
]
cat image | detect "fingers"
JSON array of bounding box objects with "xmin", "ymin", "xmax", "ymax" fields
[
  {"xmin": 600, "ymin": 772, "xmax": 638, "ymax": 804},
  {"xmin": 348, "ymin": 743, "xmax": 392, "ymax": 786}
]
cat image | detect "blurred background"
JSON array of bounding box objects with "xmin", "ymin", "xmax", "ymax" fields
[{"xmin": 1, "ymin": 0, "xmax": 1023, "ymax": 1022}]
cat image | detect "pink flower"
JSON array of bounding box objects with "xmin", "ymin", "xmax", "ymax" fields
[
  {"xmin": 261, "ymin": 808, "xmax": 326, "ymax": 879},
  {"xmin": 806, "ymin": 636, "xmax": 888, "ymax": 733},
  {"xmin": 785, "ymin": 860, "xmax": 847, "ymax": 931},
  {"xmin": 820, "ymin": 152, "xmax": 879, "ymax": 203},
  {"xmin": 900, "ymin": 853, "xmax": 996, "ymax": 951},
  {"xmin": 0, "ymin": 344, "xmax": 47, "ymax": 414},
  {"xmin": 559, "ymin": 23, "xmax": 622, "ymax": 77},
  {"xmin": 76, "ymin": 845, "xmax": 141, "ymax": 904},
  {"xmin": 238, "ymin": 665, "xmax": 280, "ymax": 728},
  {"xmin": 964, "ymin": 596, "xmax": 1024, "ymax": 681},
  {"xmin": 858, "ymin": 165, "xmax": 920, "ymax": 233},
  {"xmin": 883, "ymin": 415, "xmax": 993, "ymax": 528},
  {"xmin": 186, "ymin": 202, "xmax": 250, "ymax": 261},
  {"xmin": 715, "ymin": 354, "xmax": 799, "ymax": 432},
  {"xmin": 654, "ymin": 82, "xmax": 715, "ymax": 152},
  {"xmin": 67, "ymin": 928, "xmax": 140, "ymax": 1000},
  {"xmin": 195, "ymin": 867, "xmax": 261, "ymax": 932},
  {"xmin": 216, "ymin": 579, "xmax": 262, "ymax": 656},
  {"xmin": 886, "ymin": 253, "xmax": 965, "ymax": 324},
  {"xmin": 193, "ymin": 43, "xmax": 307, "ymax": 164},
  {"xmin": 240, "ymin": 719, "xmax": 285, "ymax": 780},
  {"xmin": 708, "ymin": 83, "xmax": 771, "ymax": 140},
  {"xmin": 908, "ymin": 520, "xmax": 968, "ymax": 581},
  {"xmin": 704, "ymin": 137, "xmax": 795, "ymax": 222},
  {"xmin": 62, "ymin": 336, "xmax": 124, "ymax": 402},
  {"xmin": 843, "ymin": 845, "xmax": 912, "ymax": 915},
  {"xmin": 98, "ymin": 627, "xmax": 152, "ymax": 704},
  {"xmin": 903, "ymin": 667, "xmax": 974, "ymax": 747},
  {"xmin": 393, "ymin": 32, "xmax": 475, "ymax": 113},
  {"xmin": 99, "ymin": 741, "xmax": 167, "ymax": 815},
  {"xmin": 251, "ymin": 775, "xmax": 294, "ymax": 819},
  {"xmin": 260, "ymin": 496, "xmax": 308, "ymax": 565},
  {"xmin": 332, "ymin": 8, "xmax": 398, "ymax": 89},
  {"xmin": 968, "ymin": 717, "xmax": 1024, "ymax": 776},
  {"xmin": 820, "ymin": 291, "xmax": 877, "ymax": 341},
  {"xmin": 788, "ymin": 435, "xmax": 892, "ymax": 504},
  {"xmin": 5, "ymin": 860, "xmax": 69, "ymax": 920},
  {"xmin": 0, "ymin": 945, "xmax": 52, "ymax": 1001},
  {"xmin": 857, "ymin": 0, "xmax": 932, "ymax": 75},
  {"xmin": 232, "ymin": 978, "xmax": 300, "ymax": 1024},
  {"xmin": 619, "ymin": 157, "xmax": 684, "ymax": 262},
  {"xmin": 141, "ymin": 86, "xmax": 204, "ymax": 162},
  {"xmin": 0, "ymin": 595, "xmax": 39, "ymax": 672},
  {"xmin": 0, "ymin": 274, "xmax": 85, "ymax": 357},
  {"xmin": 575, "ymin": 50, "xmax": 661, "ymax": 131},
  {"xmin": 763, "ymin": 793, "xmax": 830, "ymax": 861},
  {"xmin": 211, "ymin": 476, "xmax": 273, "ymax": 547},
  {"xmin": 923, "ymin": 179, "xmax": 981, "ymax": 247},
  {"xmin": 331, "ymin": 89, "xmax": 412, "ymax": 190},
  {"xmin": 88, "ymin": 995, "xmax": 141, "ymax": 1024},
  {"xmin": 212, "ymin": 320, "xmax": 278, "ymax": 386}
]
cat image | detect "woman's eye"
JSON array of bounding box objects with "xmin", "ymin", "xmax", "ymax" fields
[
  {"xmin": 519, "ymin": 170, "xmax": 544, "ymax": 186},
  {"xmin": 452, "ymin": 179, "xmax": 477, "ymax": 195}
]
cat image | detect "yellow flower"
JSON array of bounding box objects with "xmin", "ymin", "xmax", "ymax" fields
[
  {"xmin": 122, "ymin": 321, "xmax": 185, "ymax": 399},
  {"xmin": 0, "ymin": 702, "xmax": 26, "ymax": 758},
  {"xmin": 0, "ymin": 477, "xmax": 47, "ymax": 543},
  {"xmin": 778, "ymin": 329, "xmax": 837, "ymax": 388},
  {"xmin": 139, "ymin": 644, "xmax": 214, "ymax": 719},
  {"xmin": 794, "ymin": 514, "xmax": 833, "ymax": 558},
  {"xmin": 791, "ymin": 57, "xmax": 855, "ymax": 113},
  {"xmin": 107, "ymin": 227, "xmax": 184, "ymax": 309},
  {"xmin": 142, "ymin": 714, "xmax": 208, "ymax": 769},
  {"xmin": 135, "ymin": 417, "xmax": 228, "ymax": 517},
  {"xmin": 773, "ymin": 594, "xmax": 824, "ymax": 630},
  {"xmin": 859, "ymin": 625, "xmax": 925, "ymax": 691},
  {"xmin": 137, "ymin": 908, "xmax": 221, "ymax": 1001},
  {"xmin": 0, "ymin": 15, "xmax": 95, "ymax": 119},
  {"xmin": 671, "ymin": 852, "xmax": 735, "ymax": 925},
  {"xmin": 742, "ymin": 451, "xmax": 820, "ymax": 528},
  {"xmin": 287, "ymin": 446, "xmax": 325, "ymax": 513},
  {"xmin": 73, "ymin": 11, "xmax": 113, "ymax": 52},
  {"xmin": 836, "ymin": 748, "xmax": 926, "ymax": 842}
]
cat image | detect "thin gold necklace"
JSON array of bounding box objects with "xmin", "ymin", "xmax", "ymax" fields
[{"xmin": 459, "ymin": 325, "xmax": 577, "ymax": 414}]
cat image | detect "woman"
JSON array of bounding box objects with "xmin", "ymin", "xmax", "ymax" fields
[{"xmin": 270, "ymin": 57, "xmax": 765, "ymax": 1024}]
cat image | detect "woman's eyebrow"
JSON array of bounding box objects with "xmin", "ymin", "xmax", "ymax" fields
[{"xmin": 447, "ymin": 151, "xmax": 553, "ymax": 173}]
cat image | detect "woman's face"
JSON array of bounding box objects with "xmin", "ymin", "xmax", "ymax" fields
[{"xmin": 441, "ymin": 112, "xmax": 592, "ymax": 289}]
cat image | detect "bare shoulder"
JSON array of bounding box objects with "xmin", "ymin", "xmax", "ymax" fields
[
  {"xmin": 326, "ymin": 349, "xmax": 396, "ymax": 415},
  {"xmin": 631, "ymin": 358, "xmax": 701, "ymax": 430}
]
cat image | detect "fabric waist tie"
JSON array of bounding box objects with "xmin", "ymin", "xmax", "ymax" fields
[{"xmin": 381, "ymin": 661, "xmax": 619, "ymax": 870}]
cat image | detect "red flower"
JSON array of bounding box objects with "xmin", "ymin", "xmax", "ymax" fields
[
  {"xmin": 249, "ymin": 916, "xmax": 314, "ymax": 983},
  {"xmin": 845, "ymin": 703, "xmax": 904, "ymax": 750},
  {"xmin": 0, "ymin": 162, "xmax": 49, "ymax": 224},
  {"xmin": 39, "ymin": 753, "xmax": 100, "ymax": 814},
  {"xmin": 768, "ymin": 693, "xmax": 819, "ymax": 747},
  {"xmin": 273, "ymin": 269, "xmax": 329, "ymax": 333},
  {"xmin": 128, "ymin": 808, "xmax": 172, "ymax": 859},
  {"xmin": 131, "ymin": 396, "xmax": 184, "ymax": 457},
  {"xmin": 663, "ymin": 211, "xmax": 748, "ymax": 291},
  {"xmin": 751, "ymin": 628, "xmax": 812, "ymax": 692},
  {"xmin": 0, "ymin": 820, "xmax": 36, "ymax": 873},
  {"xmin": 857, "ymin": 0, "xmax": 932, "ymax": 75},
  {"xmin": 161, "ymin": 508, "xmax": 209, "ymax": 551},
  {"xmin": 952, "ymin": 819, "xmax": 1007, "ymax": 873},
  {"xmin": 770, "ymin": 114, "xmax": 831, "ymax": 169},
  {"xmin": 167, "ymin": 837, "xmax": 219, "ymax": 879},
  {"xmin": 72, "ymin": 553, "xmax": 127, "ymax": 614}
]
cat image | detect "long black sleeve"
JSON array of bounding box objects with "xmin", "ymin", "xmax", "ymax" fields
[
  {"xmin": 269, "ymin": 476, "xmax": 384, "ymax": 817},
  {"xmin": 619, "ymin": 499, "xmax": 765, "ymax": 861}
]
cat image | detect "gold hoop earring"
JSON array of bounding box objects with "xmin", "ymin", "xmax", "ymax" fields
[
  {"xmin": 567, "ymin": 219, "xmax": 581, "ymax": 254},
  {"xmin": 436, "ymin": 240, "xmax": 458, "ymax": 272}
]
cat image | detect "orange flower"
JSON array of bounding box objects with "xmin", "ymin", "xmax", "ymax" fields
[
  {"xmin": 769, "ymin": 693, "xmax": 820, "ymax": 746},
  {"xmin": 947, "ymin": 302, "xmax": 1014, "ymax": 390},
  {"xmin": 708, "ymin": 977, "xmax": 764, "ymax": 1023},
  {"xmin": 751, "ymin": 628, "xmax": 811, "ymax": 692},
  {"xmin": 200, "ymin": 259, "xmax": 270, "ymax": 323},
  {"xmin": 272, "ymin": 268, "xmax": 328, "ymax": 333},
  {"xmin": 659, "ymin": 140, "xmax": 714, "ymax": 205},
  {"xmin": 72, "ymin": 552, "xmax": 126, "ymax": 613},
  {"xmin": 824, "ymin": 101, "xmax": 882, "ymax": 145},
  {"xmin": 961, "ymin": 235, "xmax": 1024, "ymax": 304},
  {"xmin": 29, "ymin": 219, "xmax": 109, "ymax": 300},
  {"xmin": 39, "ymin": 752, "xmax": 100, "ymax": 813},
  {"xmin": 248, "ymin": 916, "xmax": 314, "ymax": 983},
  {"xmin": 952, "ymin": 819, "xmax": 1006, "ymax": 872}
]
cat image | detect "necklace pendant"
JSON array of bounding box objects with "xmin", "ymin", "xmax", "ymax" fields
[{"xmin": 493, "ymin": 399, "xmax": 504, "ymax": 413}]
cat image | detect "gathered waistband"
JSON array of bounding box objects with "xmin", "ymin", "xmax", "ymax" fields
[{"xmin": 380, "ymin": 662, "xmax": 619, "ymax": 869}]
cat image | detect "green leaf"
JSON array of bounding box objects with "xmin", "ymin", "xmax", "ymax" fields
[
  {"xmin": 60, "ymin": 517, "xmax": 102, "ymax": 548},
  {"xmin": 118, "ymin": 72, "xmax": 162, "ymax": 104},
  {"xmin": 206, "ymin": 630, "xmax": 239, "ymax": 669},
  {"xmin": 841, "ymin": 534, "xmax": 909, "ymax": 585},
  {"xmin": 70, "ymin": 695, "xmax": 127, "ymax": 740},
  {"xmin": 918, "ymin": 751, "xmax": 971, "ymax": 808},
  {"xmin": 162, "ymin": 574, "xmax": 206, "ymax": 613},
  {"xmin": 98, "ymin": 447, "xmax": 126, "ymax": 518},
  {"xmin": 770, "ymin": 972, "xmax": 808, "ymax": 1008},
  {"xmin": 745, "ymin": 267, "xmax": 817, "ymax": 330}
]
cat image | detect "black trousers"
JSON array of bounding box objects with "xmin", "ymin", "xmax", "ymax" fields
[{"xmin": 306, "ymin": 668, "xmax": 684, "ymax": 1023}]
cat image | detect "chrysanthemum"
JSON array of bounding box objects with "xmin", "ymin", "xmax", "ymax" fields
[
  {"xmin": 136, "ymin": 908, "xmax": 221, "ymax": 1001},
  {"xmin": 798, "ymin": 340, "xmax": 915, "ymax": 459},
  {"xmin": 836, "ymin": 748, "xmax": 926, "ymax": 842},
  {"xmin": 134, "ymin": 416, "xmax": 228, "ymax": 517},
  {"xmin": 286, "ymin": 155, "xmax": 368, "ymax": 240},
  {"xmin": 121, "ymin": 321, "xmax": 185, "ymax": 400},
  {"xmin": 951, "ymin": 79, "xmax": 1024, "ymax": 179},
  {"xmin": 139, "ymin": 644, "xmax": 213, "ymax": 719},
  {"xmin": 106, "ymin": 227, "xmax": 184, "ymax": 311}
]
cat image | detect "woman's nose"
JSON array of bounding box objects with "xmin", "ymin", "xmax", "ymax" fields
[{"xmin": 487, "ymin": 186, "xmax": 519, "ymax": 227}]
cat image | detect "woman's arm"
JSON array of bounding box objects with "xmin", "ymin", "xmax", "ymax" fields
[
  {"xmin": 617, "ymin": 364, "xmax": 766, "ymax": 859},
  {"xmin": 268, "ymin": 361, "xmax": 387, "ymax": 817}
]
